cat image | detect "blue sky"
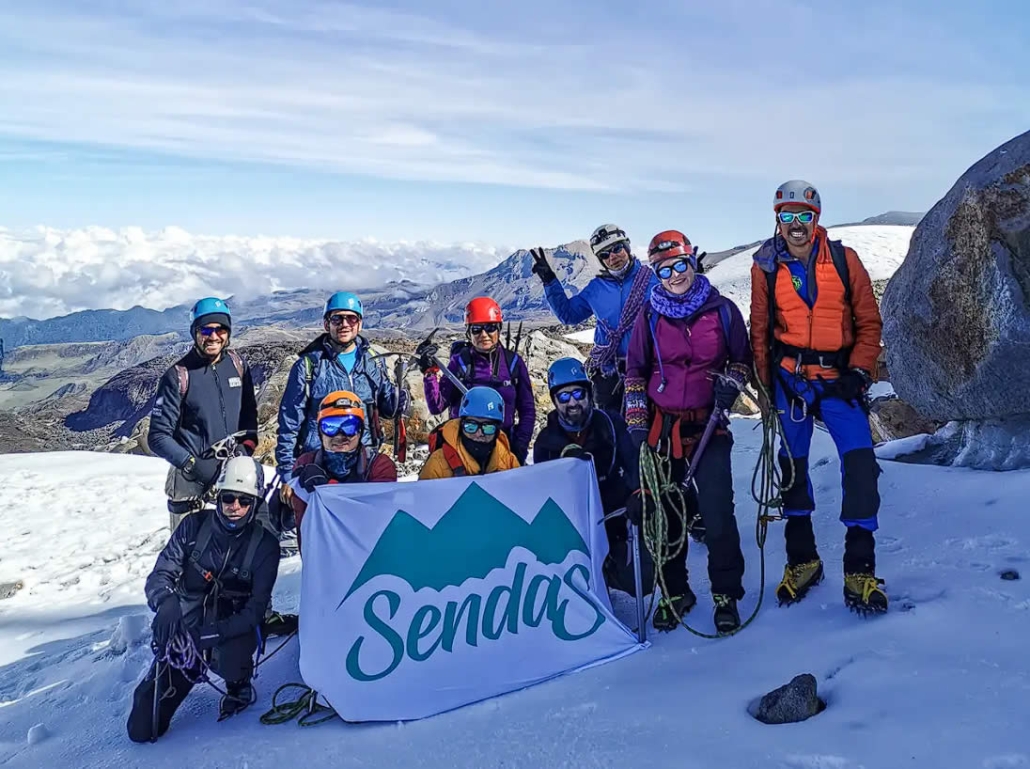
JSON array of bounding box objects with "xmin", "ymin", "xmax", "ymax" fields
[{"xmin": 0, "ymin": 0, "xmax": 1027, "ymax": 252}]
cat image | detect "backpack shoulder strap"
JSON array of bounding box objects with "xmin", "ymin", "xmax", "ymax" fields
[
  {"xmin": 442, "ymin": 444, "xmax": 468, "ymax": 477},
  {"xmin": 503, "ymin": 349, "xmax": 521, "ymax": 386},
  {"xmin": 301, "ymin": 354, "xmax": 316, "ymax": 402},
  {"xmin": 828, "ymin": 240, "xmax": 852, "ymax": 305},
  {"xmin": 227, "ymin": 349, "xmax": 244, "ymax": 378},
  {"xmin": 717, "ymin": 303, "xmax": 732, "ymax": 344},
  {"xmin": 188, "ymin": 515, "xmax": 216, "ymax": 582},
  {"xmin": 176, "ymin": 365, "xmax": 189, "ymax": 398},
  {"xmin": 235, "ymin": 524, "xmax": 264, "ymax": 583}
]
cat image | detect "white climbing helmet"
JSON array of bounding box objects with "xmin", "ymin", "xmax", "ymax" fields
[
  {"xmin": 215, "ymin": 456, "xmax": 265, "ymax": 499},
  {"xmin": 589, "ymin": 223, "xmax": 630, "ymax": 256}
]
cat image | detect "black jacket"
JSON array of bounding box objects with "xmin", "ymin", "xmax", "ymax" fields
[
  {"xmin": 148, "ymin": 347, "xmax": 259, "ymax": 469},
  {"xmin": 532, "ymin": 408, "xmax": 640, "ymax": 514},
  {"xmin": 145, "ymin": 510, "xmax": 280, "ymax": 646}
]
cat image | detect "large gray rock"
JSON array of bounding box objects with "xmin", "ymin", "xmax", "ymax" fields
[
  {"xmin": 882, "ymin": 130, "xmax": 1030, "ymax": 468},
  {"xmin": 751, "ymin": 673, "xmax": 823, "ymax": 725}
]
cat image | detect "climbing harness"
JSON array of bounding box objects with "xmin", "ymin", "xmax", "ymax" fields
[{"xmin": 635, "ymin": 369, "xmax": 795, "ymax": 638}]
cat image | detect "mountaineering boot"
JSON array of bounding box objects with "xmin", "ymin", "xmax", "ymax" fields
[
  {"xmin": 843, "ymin": 574, "xmax": 888, "ymax": 615},
  {"xmin": 776, "ymin": 559, "xmax": 824, "ymax": 606},
  {"xmin": 652, "ymin": 588, "xmax": 697, "ymax": 632},
  {"xmin": 262, "ymin": 609, "xmax": 299, "ymax": 638},
  {"xmin": 218, "ymin": 681, "xmax": 255, "ymax": 721},
  {"xmin": 713, "ymin": 594, "xmax": 740, "ymax": 635}
]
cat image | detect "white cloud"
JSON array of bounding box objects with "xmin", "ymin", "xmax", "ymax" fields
[
  {"xmin": 0, "ymin": 1, "xmax": 1027, "ymax": 195},
  {"xmin": 0, "ymin": 225, "xmax": 506, "ymax": 320}
]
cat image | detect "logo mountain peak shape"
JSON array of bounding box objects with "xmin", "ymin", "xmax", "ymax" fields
[{"xmin": 340, "ymin": 482, "xmax": 588, "ymax": 603}]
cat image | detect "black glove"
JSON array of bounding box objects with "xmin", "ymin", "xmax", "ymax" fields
[
  {"xmin": 298, "ymin": 462, "xmax": 329, "ymax": 492},
  {"xmin": 560, "ymin": 444, "xmax": 593, "ymax": 461},
  {"xmin": 530, "ymin": 247, "xmax": 557, "ymax": 285},
  {"xmin": 827, "ymin": 368, "xmax": 872, "ymax": 403},
  {"xmin": 151, "ymin": 594, "xmax": 183, "ymax": 649},
  {"xmin": 713, "ymin": 377, "xmax": 743, "ymax": 412},
  {"xmin": 624, "ymin": 490, "xmax": 654, "ymax": 527},
  {"xmin": 415, "ymin": 339, "xmax": 440, "ymax": 374},
  {"xmin": 183, "ymin": 456, "xmax": 221, "ymax": 485}
]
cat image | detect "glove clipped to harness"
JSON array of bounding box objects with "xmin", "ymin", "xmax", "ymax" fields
[
  {"xmin": 828, "ymin": 367, "xmax": 872, "ymax": 403},
  {"xmin": 530, "ymin": 247, "xmax": 558, "ymax": 285},
  {"xmin": 183, "ymin": 455, "xmax": 221, "ymax": 486},
  {"xmin": 151, "ymin": 593, "xmax": 183, "ymax": 649}
]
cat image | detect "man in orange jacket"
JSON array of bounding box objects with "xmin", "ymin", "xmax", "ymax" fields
[{"xmin": 750, "ymin": 180, "xmax": 887, "ymax": 616}]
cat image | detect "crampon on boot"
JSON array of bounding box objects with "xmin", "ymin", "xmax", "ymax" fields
[
  {"xmin": 776, "ymin": 559, "xmax": 824, "ymax": 606},
  {"xmin": 218, "ymin": 682, "xmax": 255, "ymax": 721},
  {"xmin": 713, "ymin": 594, "xmax": 740, "ymax": 635},
  {"xmin": 652, "ymin": 588, "xmax": 697, "ymax": 632},
  {"xmin": 262, "ymin": 610, "xmax": 299, "ymax": 638},
  {"xmin": 844, "ymin": 573, "xmax": 888, "ymax": 616}
]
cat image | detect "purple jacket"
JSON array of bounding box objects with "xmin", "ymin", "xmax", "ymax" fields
[
  {"xmin": 423, "ymin": 344, "xmax": 536, "ymax": 460},
  {"xmin": 624, "ymin": 289, "xmax": 752, "ymax": 430}
]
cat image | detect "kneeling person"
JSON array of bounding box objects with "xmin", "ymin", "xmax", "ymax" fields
[
  {"xmin": 286, "ymin": 390, "xmax": 398, "ymax": 554},
  {"xmin": 419, "ymin": 386, "xmax": 520, "ymax": 479},
  {"xmin": 533, "ymin": 357, "xmax": 654, "ymax": 596},
  {"xmin": 126, "ymin": 457, "xmax": 280, "ymax": 743}
]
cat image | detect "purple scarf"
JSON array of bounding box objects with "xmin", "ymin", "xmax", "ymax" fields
[{"xmin": 649, "ymin": 274, "xmax": 712, "ymax": 319}]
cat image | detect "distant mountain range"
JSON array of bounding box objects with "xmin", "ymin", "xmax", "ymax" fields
[{"xmin": 0, "ymin": 212, "xmax": 925, "ymax": 350}]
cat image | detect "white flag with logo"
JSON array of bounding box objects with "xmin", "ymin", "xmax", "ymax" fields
[{"xmin": 299, "ymin": 458, "xmax": 645, "ymax": 722}]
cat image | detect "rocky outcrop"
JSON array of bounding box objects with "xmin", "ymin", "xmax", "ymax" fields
[{"xmin": 881, "ymin": 129, "xmax": 1030, "ymax": 469}]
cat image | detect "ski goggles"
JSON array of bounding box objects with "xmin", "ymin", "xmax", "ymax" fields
[
  {"xmin": 777, "ymin": 210, "xmax": 816, "ymax": 224},
  {"xmin": 461, "ymin": 419, "xmax": 499, "ymax": 436},
  {"xmin": 318, "ymin": 414, "xmax": 364, "ymax": 438},
  {"xmin": 219, "ymin": 493, "xmax": 255, "ymax": 507},
  {"xmin": 555, "ymin": 387, "xmax": 588, "ymax": 404},
  {"xmin": 655, "ymin": 258, "xmax": 693, "ymax": 280},
  {"xmin": 597, "ymin": 243, "xmax": 628, "ymax": 260},
  {"xmin": 198, "ymin": 325, "xmax": 229, "ymax": 337},
  {"xmin": 468, "ymin": 323, "xmax": 501, "ymax": 335},
  {"xmin": 328, "ymin": 312, "xmax": 361, "ymax": 327}
]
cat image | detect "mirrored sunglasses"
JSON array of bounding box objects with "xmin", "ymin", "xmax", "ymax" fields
[
  {"xmin": 598, "ymin": 243, "xmax": 628, "ymax": 260},
  {"xmin": 199, "ymin": 325, "xmax": 229, "ymax": 337},
  {"xmin": 655, "ymin": 258, "xmax": 692, "ymax": 280},
  {"xmin": 461, "ymin": 419, "xmax": 499, "ymax": 436},
  {"xmin": 777, "ymin": 210, "xmax": 816, "ymax": 224},
  {"xmin": 555, "ymin": 387, "xmax": 588, "ymax": 404}
]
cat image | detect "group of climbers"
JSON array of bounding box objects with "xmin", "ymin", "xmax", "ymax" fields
[{"xmin": 132, "ymin": 177, "xmax": 888, "ymax": 742}]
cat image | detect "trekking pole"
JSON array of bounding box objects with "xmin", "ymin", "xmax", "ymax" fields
[{"xmin": 629, "ymin": 520, "xmax": 647, "ymax": 644}]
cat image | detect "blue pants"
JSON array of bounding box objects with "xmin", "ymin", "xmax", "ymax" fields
[{"xmin": 774, "ymin": 372, "xmax": 881, "ymax": 533}]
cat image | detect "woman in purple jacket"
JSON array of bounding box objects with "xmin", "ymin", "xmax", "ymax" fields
[
  {"xmin": 623, "ymin": 230, "xmax": 752, "ymax": 635},
  {"xmin": 417, "ymin": 297, "xmax": 536, "ymax": 463}
]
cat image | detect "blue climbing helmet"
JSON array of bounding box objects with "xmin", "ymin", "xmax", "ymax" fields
[
  {"xmin": 323, "ymin": 291, "xmax": 363, "ymax": 318},
  {"xmin": 189, "ymin": 297, "xmax": 231, "ymax": 335},
  {"xmin": 459, "ymin": 386, "xmax": 504, "ymax": 422},
  {"xmin": 547, "ymin": 357, "xmax": 590, "ymax": 395}
]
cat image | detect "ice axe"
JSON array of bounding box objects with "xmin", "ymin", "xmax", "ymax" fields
[{"xmin": 416, "ymin": 327, "xmax": 469, "ymax": 395}]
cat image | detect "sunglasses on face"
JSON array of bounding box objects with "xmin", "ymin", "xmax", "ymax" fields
[
  {"xmin": 469, "ymin": 323, "xmax": 501, "ymax": 335},
  {"xmin": 319, "ymin": 414, "xmax": 364, "ymax": 438},
  {"xmin": 655, "ymin": 258, "xmax": 692, "ymax": 280},
  {"xmin": 199, "ymin": 325, "xmax": 228, "ymax": 337},
  {"xmin": 328, "ymin": 313, "xmax": 361, "ymax": 327},
  {"xmin": 555, "ymin": 387, "xmax": 588, "ymax": 404},
  {"xmin": 461, "ymin": 419, "xmax": 499, "ymax": 436},
  {"xmin": 777, "ymin": 211, "xmax": 816, "ymax": 224},
  {"xmin": 220, "ymin": 493, "xmax": 254, "ymax": 507},
  {"xmin": 598, "ymin": 243, "xmax": 628, "ymax": 260}
]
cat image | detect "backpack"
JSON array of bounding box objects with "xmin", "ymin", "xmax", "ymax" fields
[
  {"xmin": 450, "ymin": 341, "xmax": 522, "ymax": 390},
  {"xmin": 295, "ymin": 347, "xmax": 386, "ymax": 453},
  {"xmin": 175, "ymin": 349, "xmax": 244, "ymax": 397},
  {"xmin": 187, "ymin": 513, "xmax": 264, "ymax": 593},
  {"xmin": 763, "ymin": 239, "xmax": 853, "ymax": 373}
]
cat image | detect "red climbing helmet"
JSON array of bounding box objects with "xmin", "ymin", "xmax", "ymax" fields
[
  {"xmin": 464, "ymin": 297, "xmax": 503, "ymax": 325},
  {"xmin": 647, "ymin": 230, "xmax": 694, "ymax": 264}
]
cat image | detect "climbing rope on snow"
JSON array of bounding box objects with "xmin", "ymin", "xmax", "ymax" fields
[{"xmin": 636, "ymin": 370, "xmax": 795, "ymax": 639}]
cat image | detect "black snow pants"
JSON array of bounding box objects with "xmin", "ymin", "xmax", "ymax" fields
[{"xmin": 126, "ymin": 631, "xmax": 257, "ymax": 743}]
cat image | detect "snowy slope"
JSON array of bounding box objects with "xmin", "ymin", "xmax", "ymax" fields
[
  {"xmin": 563, "ymin": 225, "xmax": 914, "ymax": 345},
  {"xmin": 2, "ymin": 429, "xmax": 1030, "ymax": 769}
]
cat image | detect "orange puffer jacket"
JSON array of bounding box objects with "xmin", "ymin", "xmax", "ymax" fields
[{"xmin": 750, "ymin": 227, "xmax": 882, "ymax": 386}]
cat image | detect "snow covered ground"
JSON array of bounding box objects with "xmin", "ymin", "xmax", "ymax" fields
[
  {"xmin": 2, "ymin": 423, "xmax": 1029, "ymax": 769},
  {"xmin": 563, "ymin": 225, "xmax": 914, "ymax": 344}
]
